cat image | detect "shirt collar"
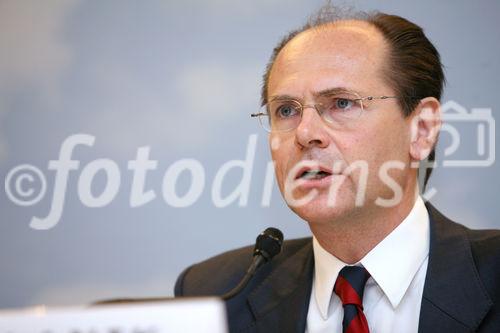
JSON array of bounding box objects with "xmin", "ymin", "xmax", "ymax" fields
[{"xmin": 312, "ymin": 196, "xmax": 430, "ymax": 319}]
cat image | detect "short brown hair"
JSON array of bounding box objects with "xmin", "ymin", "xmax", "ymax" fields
[{"xmin": 260, "ymin": 5, "xmax": 445, "ymax": 188}]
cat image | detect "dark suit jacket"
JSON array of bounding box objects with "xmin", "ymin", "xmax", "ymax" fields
[{"xmin": 175, "ymin": 203, "xmax": 500, "ymax": 332}]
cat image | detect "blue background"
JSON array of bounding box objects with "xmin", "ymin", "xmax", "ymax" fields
[{"xmin": 0, "ymin": 0, "xmax": 498, "ymax": 308}]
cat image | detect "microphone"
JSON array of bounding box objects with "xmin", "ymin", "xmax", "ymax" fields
[
  {"xmin": 93, "ymin": 227, "xmax": 284, "ymax": 306},
  {"xmin": 221, "ymin": 227, "xmax": 284, "ymax": 300}
]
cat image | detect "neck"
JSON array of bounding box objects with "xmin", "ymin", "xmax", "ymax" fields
[{"xmin": 309, "ymin": 180, "xmax": 419, "ymax": 264}]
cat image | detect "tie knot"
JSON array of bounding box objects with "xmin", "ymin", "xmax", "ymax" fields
[{"xmin": 334, "ymin": 266, "xmax": 370, "ymax": 307}]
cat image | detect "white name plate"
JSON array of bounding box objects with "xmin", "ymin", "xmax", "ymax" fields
[{"xmin": 0, "ymin": 298, "xmax": 228, "ymax": 333}]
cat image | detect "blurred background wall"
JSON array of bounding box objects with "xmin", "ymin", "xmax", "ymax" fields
[{"xmin": 0, "ymin": 0, "xmax": 498, "ymax": 308}]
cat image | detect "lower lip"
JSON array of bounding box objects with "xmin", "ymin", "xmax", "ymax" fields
[{"xmin": 296, "ymin": 174, "xmax": 336, "ymax": 190}]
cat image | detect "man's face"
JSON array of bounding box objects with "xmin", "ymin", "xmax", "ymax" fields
[{"xmin": 268, "ymin": 21, "xmax": 415, "ymax": 225}]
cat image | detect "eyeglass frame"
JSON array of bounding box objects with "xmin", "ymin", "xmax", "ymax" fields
[{"xmin": 250, "ymin": 91, "xmax": 401, "ymax": 133}]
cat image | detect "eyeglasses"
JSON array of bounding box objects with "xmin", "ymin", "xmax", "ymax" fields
[{"xmin": 250, "ymin": 90, "xmax": 399, "ymax": 133}]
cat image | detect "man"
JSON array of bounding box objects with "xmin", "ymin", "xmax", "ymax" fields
[{"xmin": 174, "ymin": 6, "xmax": 500, "ymax": 333}]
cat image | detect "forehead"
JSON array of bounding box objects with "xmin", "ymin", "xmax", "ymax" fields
[{"xmin": 268, "ymin": 21, "xmax": 390, "ymax": 98}]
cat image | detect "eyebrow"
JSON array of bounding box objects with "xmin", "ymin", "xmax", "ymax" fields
[
  {"xmin": 268, "ymin": 94, "xmax": 299, "ymax": 102},
  {"xmin": 269, "ymin": 87, "xmax": 358, "ymax": 102},
  {"xmin": 314, "ymin": 87, "xmax": 355, "ymax": 97}
]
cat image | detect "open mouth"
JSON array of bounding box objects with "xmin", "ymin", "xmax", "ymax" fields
[{"xmin": 297, "ymin": 169, "xmax": 332, "ymax": 180}]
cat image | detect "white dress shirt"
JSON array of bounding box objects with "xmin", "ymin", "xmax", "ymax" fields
[{"xmin": 306, "ymin": 196, "xmax": 430, "ymax": 333}]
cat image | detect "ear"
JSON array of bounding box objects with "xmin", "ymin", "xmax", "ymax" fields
[{"xmin": 409, "ymin": 97, "xmax": 441, "ymax": 161}]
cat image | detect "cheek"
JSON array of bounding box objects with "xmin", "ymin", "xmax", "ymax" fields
[
  {"xmin": 269, "ymin": 135, "xmax": 291, "ymax": 188},
  {"xmin": 380, "ymin": 120, "xmax": 412, "ymax": 163},
  {"xmin": 337, "ymin": 124, "xmax": 399, "ymax": 181},
  {"xmin": 270, "ymin": 150, "xmax": 284, "ymax": 183},
  {"xmin": 352, "ymin": 120, "xmax": 411, "ymax": 188},
  {"xmin": 354, "ymin": 115, "xmax": 409, "ymax": 161},
  {"xmin": 335, "ymin": 130, "xmax": 375, "ymax": 165}
]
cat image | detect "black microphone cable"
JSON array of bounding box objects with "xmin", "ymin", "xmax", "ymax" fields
[{"xmin": 221, "ymin": 227, "xmax": 284, "ymax": 300}]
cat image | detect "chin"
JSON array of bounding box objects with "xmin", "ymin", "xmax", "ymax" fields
[{"xmin": 288, "ymin": 194, "xmax": 356, "ymax": 226}]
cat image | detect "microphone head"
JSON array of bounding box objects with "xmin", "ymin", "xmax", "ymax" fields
[{"xmin": 253, "ymin": 227, "xmax": 284, "ymax": 261}]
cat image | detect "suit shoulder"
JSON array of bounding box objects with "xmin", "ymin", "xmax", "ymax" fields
[
  {"xmin": 465, "ymin": 228, "xmax": 500, "ymax": 303},
  {"xmin": 466, "ymin": 227, "xmax": 500, "ymax": 259},
  {"xmin": 175, "ymin": 237, "xmax": 311, "ymax": 297}
]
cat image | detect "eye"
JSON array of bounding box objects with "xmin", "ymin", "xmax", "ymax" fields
[
  {"xmin": 334, "ymin": 98, "xmax": 354, "ymax": 110},
  {"xmin": 276, "ymin": 104, "xmax": 299, "ymax": 118}
]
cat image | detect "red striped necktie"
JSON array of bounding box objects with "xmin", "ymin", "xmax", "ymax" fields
[{"xmin": 334, "ymin": 266, "xmax": 371, "ymax": 333}]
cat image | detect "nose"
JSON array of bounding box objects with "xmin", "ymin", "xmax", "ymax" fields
[{"xmin": 294, "ymin": 107, "xmax": 330, "ymax": 149}]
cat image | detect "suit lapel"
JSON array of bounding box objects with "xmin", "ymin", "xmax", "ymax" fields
[
  {"xmin": 239, "ymin": 203, "xmax": 493, "ymax": 332},
  {"xmin": 246, "ymin": 240, "xmax": 314, "ymax": 333},
  {"xmin": 418, "ymin": 203, "xmax": 493, "ymax": 333}
]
